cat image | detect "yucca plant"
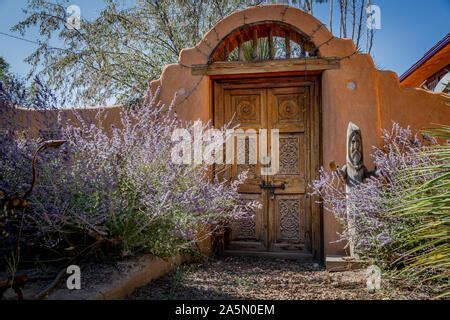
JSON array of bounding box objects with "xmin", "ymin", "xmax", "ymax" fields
[
  {"xmin": 312, "ymin": 123, "xmax": 449, "ymax": 298},
  {"xmin": 390, "ymin": 125, "xmax": 450, "ymax": 298}
]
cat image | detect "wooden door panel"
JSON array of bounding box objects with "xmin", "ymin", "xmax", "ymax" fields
[
  {"xmin": 279, "ymin": 135, "xmax": 302, "ymax": 175},
  {"xmin": 214, "ymin": 77, "xmax": 320, "ymax": 257},
  {"xmin": 224, "ymin": 88, "xmax": 265, "ymax": 192},
  {"xmin": 268, "ymin": 87, "xmax": 311, "ymax": 252},
  {"xmin": 227, "ymin": 193, "xmax": 266, "ymax": 251},
  {"xmin": 270, "ymin": 194, "xmax": 306, "ymax": 252},
  {"xmin": 224, "ymin": 89, "xmax": 267, "ymax": 130},
  {"xmin": 233, "ymin": 132, "xmax": 261, "ymax": 193},
  {"xmin": 271, "ymin": 135, "xmax": 307, "ymax": 194},
  {"xmin": 269, "ymin": 87, "xmax": 307, "ymax": 133},
  {"xmin": 221, "ymin": 87, "xmax": 267, "ymax": 251}
]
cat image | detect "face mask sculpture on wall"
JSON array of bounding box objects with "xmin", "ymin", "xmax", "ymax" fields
[
  {"xmin": 329, "ymin": 122, "xmax": 377, "ymax": 258},
  {"xmin": 345, "ymin": 122, "xmax": 368, "ymax": 186},
  {"xmin": 333, "ymin": 122, "xmax": 376, "ymax": 187}
]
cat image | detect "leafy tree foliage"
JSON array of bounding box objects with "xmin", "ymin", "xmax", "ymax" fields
[
  {"xmin": 0, "ymin": 56, "xmax": 62, "ymax": 110},
  {"xmin": 0, "ymin": 57, "xmax": 11, "ymax": 83},
  {"xmin": 13, "ymin": 1, "xmax": 262, "ymax": 105},
  {"xmin": 13, "ymin": 0, "xmax": 339, "ymax": 106}
]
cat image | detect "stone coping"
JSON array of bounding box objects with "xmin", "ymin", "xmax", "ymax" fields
[
  {"xmin": 325, "ymin": 255, "xmax": 366, "ymax": 273},
  {"xmin": 46, "ymin": 253, "xmax": 191, "ymax": 300}
]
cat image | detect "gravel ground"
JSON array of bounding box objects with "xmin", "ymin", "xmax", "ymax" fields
[{"xmin": 127, "ymin": 256, "xmax": 430, "ymax": 300}]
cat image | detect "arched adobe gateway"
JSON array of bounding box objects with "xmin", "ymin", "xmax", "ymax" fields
[{"xmin": 150, "ymin": 5, "xmax": 450, "ymax": 261}]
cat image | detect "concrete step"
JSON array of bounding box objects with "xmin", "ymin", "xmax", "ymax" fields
[{"xmin": 326, "ymin": 255, "xmax": 366, "ymax": 272}]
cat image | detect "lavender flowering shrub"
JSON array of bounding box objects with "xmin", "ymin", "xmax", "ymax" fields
[
  {"xmin": 312, "ymin": 124, "xmax": 444, "ymax": 278},
  {"xmin": 1, "ymin": 89, "xmax": 257, "ymax": 269},
  {"xmin": 1, "ymin": 75, "xmax": 65, "ymax": 269}
]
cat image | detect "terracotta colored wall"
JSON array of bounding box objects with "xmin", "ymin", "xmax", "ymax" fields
[
  {"xmin": 321, "ymin": 54, "xmax": 382, "ymax": 255},
  {"xmin": 3, "ymin": 5, "xmax": 449, "ymax": 258},
  {"xmin": 378, "ymin": 71, "xmax": 449, "ymax": 131},
  {"xmin": 1, "ymin": 105, "xmax": 123, "ymax": 137},
  {"xmin": 148, "ymin": 5, "xmax": 449, "ymax": 257},
  {"xmin": 151, "ymin": 64, "xmax": 211, "ymax": 123}
]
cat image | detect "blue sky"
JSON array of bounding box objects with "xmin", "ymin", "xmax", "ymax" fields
[{"xmin": 0, "ymin": 0, "xmax": 449, "ymax": 78}]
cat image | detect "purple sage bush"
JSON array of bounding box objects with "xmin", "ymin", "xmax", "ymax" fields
[
  {"xmin": 1, "ymin": 88, "xmax": 257, "ymax": 269},
  {"xmin": 312, "ymin": 123, "xmax": 446, "ymax": 291}
]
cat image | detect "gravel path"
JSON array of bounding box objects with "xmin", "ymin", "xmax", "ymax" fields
[{"xmin": 127, "ymin": 256, "xmax": 429, "ymax": 300}]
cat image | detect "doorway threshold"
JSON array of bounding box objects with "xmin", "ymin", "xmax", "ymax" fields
[{"xmin": 222, "ymin": 250, "xmax": 313, "ymax": 261}]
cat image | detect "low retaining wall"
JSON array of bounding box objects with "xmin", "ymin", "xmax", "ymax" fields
[
  {"xmin": 47, "ymin": 253, "xmax": 191, "ymax": 300},
  {"xmin": 46, "ymin": 235, "xmax": 212, "ymax": 300}
]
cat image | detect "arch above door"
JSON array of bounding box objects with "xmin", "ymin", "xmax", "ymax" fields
[
  {"xmin": 208, "ymin": 21, "xmax": 319, "ymax": 63},
  {"xmin": 178, "ymin": 4, "xmax": 357, "ymax": 67}
]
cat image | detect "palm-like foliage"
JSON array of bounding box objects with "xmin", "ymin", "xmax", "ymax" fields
[
  {"xmin": 227, "ymin": 37, "xmax": 307, "ymax": 62},
  {"xmin": 390, "ymin": 125, "xmax": 450, "ymax": 297},
  {"xmin": 312, "ymin": 123, "xmax": 449, "ymax": 297},
  {"xmin": 227, "ymin": 37, "xmax": 271, "ymax": 62}
]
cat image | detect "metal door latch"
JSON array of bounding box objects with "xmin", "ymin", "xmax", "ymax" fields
[{"xmin": 260, "ymin": 180, "xmax": 286, "ymax": 199}]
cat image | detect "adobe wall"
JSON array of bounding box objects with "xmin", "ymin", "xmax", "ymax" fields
[
  {"xmin": 378, "ymin": 71, "xmax": 449, "ymax": 130},
  {"xmin": 2, "ymin": 5, "xmax": 448, "ymax": 258},
  {"xmin": 0, "ymin": 103, "xmax": 123, "ymax": 137},
  {"xmin": 149, "ymin": 5, "xmax": 450, "ymax": 257}
]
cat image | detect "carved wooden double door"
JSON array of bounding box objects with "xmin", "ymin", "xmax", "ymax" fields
[{"xmin": 214, "ymin": 76, "xmax": 320, "ymax": 257}]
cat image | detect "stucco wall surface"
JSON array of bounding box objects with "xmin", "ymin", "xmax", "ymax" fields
[
  {"xmin": 2, "ymin": 5, "xmax": 449, "ymax": 258},
  {"xmin": 148, "ymin": 5, "xmax": 449, "ymax": 257}
]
